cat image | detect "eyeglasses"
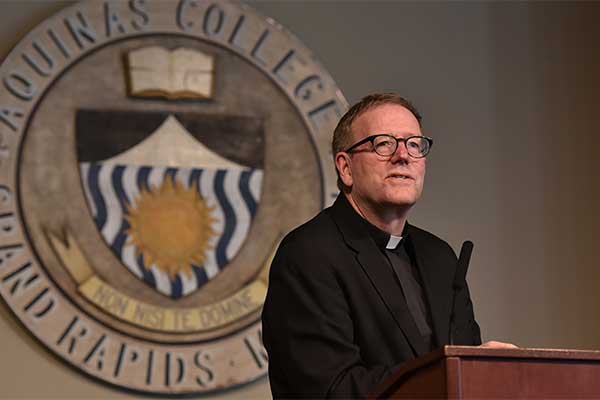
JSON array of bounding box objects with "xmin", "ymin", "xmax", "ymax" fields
[{"xmin": 344, "ymin": 134, "xmax": 433, "ymax": 158}]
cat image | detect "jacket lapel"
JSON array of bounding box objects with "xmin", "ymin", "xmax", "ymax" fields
[
  {"xmin": 406, "ymin": 225, "xmax": 453, "ymax": 347},
  {"xmin": 329, "ymin": 196, "xmax": 429, "ymax": 357}
]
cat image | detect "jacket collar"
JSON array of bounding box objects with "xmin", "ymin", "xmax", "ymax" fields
[{"xmin": 360, "ymin": 211, "xmax": 409, "ymax": 251}]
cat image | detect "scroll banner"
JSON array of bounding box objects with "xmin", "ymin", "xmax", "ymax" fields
[{"xmin": 47, "ymin": 231, "xmax": 272, "ymax": 333}]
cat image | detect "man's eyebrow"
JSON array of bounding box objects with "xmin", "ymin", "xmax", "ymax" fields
[{"xmin": 377, "ymin": 132, "xmax": 423, "ymax": 137}]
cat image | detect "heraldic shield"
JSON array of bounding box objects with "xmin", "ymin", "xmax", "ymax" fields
[{"xmin": 76, "ymin": 110, "xmax": 264, "ymax": 299}]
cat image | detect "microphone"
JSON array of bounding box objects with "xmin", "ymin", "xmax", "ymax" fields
[
  {"xmin": 454, "ymin": 241, "xmax": 473, "ymax": 290},
  {"xmin": 449, "ymin": 240, "xmax": 474, "ymax": 345}
]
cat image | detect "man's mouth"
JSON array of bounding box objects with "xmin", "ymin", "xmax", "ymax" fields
[{"xmin": 387, "ymin": 174, "xmax": 413, "ymax": 180}]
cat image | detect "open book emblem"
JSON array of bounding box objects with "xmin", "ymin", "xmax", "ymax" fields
[{"xmin": 126, "ymin": 46, "xmax": 215, "ymax": 99}]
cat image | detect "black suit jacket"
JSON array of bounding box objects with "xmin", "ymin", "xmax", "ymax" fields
[{"xmin": 262, "ymin": 195, "xmax": 481, "ymax": 398}]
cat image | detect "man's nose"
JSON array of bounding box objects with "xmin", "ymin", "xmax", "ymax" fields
[{"xmin": 390, "ymin": 140, "xmax": 410, "ymax": 163}]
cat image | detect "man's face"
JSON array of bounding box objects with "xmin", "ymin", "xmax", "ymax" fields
[{"xmin": 338, "ymin": 104, "xmax": 426, "ymax": 212}]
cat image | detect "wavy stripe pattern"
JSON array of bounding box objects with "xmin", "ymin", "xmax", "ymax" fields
[{"xmin": 80, "ymin": 162, "xmax": 262, "ymax": 299}]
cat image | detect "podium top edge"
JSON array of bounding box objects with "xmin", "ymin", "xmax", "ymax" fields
[{"xmin": 442, "ymin": 345, "xmax": 600, "ymax": 360}]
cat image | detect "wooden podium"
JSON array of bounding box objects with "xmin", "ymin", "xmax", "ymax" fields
[{"xmin": 371, "ymin": 346, "xmax": 600, "ymax": 399}]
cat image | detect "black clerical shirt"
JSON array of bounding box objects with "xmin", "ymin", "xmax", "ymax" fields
[{"xmin": 361, "ymin": 220, "xmax": 434, "ymax": 351}]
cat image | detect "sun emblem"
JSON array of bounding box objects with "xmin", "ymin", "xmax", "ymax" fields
[{"xmin": 125, "ymin": 177, "xmax": 217, "ymax": 279}]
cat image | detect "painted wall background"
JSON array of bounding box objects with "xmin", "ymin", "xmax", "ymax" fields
[{"xmin": 0, "ymin": 1, "xmax": 599, "ymax": 398}]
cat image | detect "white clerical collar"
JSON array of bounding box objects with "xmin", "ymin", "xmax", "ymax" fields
[{"xmin": 385, "ymin": 234, "xmax": 403, "ymax": 250}]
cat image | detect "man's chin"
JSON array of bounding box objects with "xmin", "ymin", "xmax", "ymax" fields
[
  {"xmin": 384, "ymin": 188, "xmax": 420, "ymax": 206},
  {"xmin": 381, "ymin": 196, "xmax": 418, "ymax": 210}
]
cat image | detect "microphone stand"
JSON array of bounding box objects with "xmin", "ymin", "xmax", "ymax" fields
[{"xmin": 449, "ymin": 241, "xmax": 473, "ymax": 345}]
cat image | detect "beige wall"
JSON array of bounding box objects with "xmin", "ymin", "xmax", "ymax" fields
[{"xmin": 1, "ymin": 1, "xmax": 599, "ymax": 398}]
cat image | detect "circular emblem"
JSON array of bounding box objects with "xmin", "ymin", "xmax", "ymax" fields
[{"xmin": 0, "ymin": 0, "xmax": 346, "ymax": 395}]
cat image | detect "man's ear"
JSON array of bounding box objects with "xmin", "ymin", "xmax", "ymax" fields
[{"xmin": 335, "ymin": 152, "xmax": 353, "ymax": 187}]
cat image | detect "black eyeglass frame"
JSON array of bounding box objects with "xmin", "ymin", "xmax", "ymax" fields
[{"xmin": 344, "ymin": 134, "xmax": 434, "ymax": 158}]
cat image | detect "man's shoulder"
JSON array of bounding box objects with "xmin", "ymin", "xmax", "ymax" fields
[{"xmin": 279, "ymin": 206, "xmax": 339, "ymax": 253}]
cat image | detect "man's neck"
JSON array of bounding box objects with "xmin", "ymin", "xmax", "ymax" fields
[{"xmin": 344, "ymin": 192, "xmax": 409, "ymax": 236}]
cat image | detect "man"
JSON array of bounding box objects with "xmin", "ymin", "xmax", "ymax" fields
[{"xmin": 262, "ymin": 93, "xmax": 502, "ymax": 398}]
